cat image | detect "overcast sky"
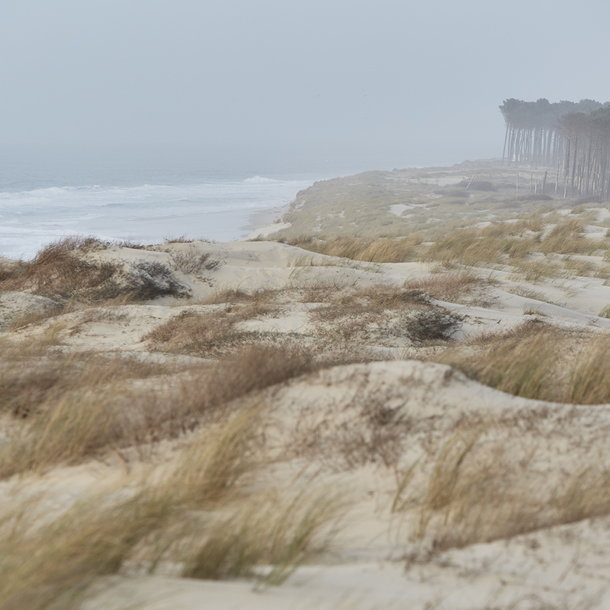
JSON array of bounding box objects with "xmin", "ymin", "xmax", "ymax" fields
[{"xmin": 1, "ymin": 0, "xmax": 608, "ymax": 170}]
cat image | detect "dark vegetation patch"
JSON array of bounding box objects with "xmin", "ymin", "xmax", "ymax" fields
[{"xmin": 404, "ymin": 310, "xmax": 462, "ymax": 344}]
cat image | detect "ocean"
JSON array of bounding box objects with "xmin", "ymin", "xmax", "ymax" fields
[{"xmin": 0, "ymin": 147, "xmax": 347, "ymax": 261}]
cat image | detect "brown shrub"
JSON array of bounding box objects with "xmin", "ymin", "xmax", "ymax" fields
[{"xmin": 0, "ymin": 237, "xmax": 190, "ymax": 304}]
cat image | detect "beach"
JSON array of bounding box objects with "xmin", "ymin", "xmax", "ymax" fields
[{"xmin": 2, "ymin": 163, "xmax": 610, "ymax": 609}]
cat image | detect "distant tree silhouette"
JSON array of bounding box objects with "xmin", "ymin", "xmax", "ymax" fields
[
  {"xmin": 560, "ymin": 106, "xmax": 610, "ymax": 199},
  {"xmin": 500, "ymin": 98, "xmax": 607, "ymax": 167},
  {"xmin": 500, "ymin": 98, "xmax": 610, "ymax": 199}
]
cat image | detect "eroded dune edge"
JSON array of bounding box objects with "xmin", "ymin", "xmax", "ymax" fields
[{"xmin": 2, "ymin": 163, "xmax": 610, "ymax": 609}]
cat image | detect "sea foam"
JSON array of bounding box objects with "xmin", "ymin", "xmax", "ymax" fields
[{"xmin": 0, "ymin": 177, "xmax": 310, "ymax": 260}]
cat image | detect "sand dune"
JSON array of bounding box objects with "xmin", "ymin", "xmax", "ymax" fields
[{"xmin": 3, "ymin": 166, "xmax": 610, "ymax": 609}]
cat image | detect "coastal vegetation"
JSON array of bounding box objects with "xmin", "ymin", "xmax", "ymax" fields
[{"xmin": 3, "ymin": 159, "xmax": 610, "ymax": 608}]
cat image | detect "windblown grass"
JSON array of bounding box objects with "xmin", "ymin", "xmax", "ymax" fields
[
  {"xmin": 0, "ymin": 345, "xmax": 167, "ymax": 418},
  {"xmin": 418, "ymin": 229, "xmax": 504, "ymax": 267},
  {"xmin": 183, "ymin": 485, "xmax": 343, "ymax": 585},
  {"xmin": 286, "ymin": 235, "xmax": 422, "ymax": 263},
  {"xmin": 436, "ymin": 323, "xmax": 610, "ymax": 404},
  {"xmin": 143, "ymin": 300, "xmax": 281, "ymax": 356},
  {"xmin": 540, "ymin": 219, "xmax": 604, "ymax": 255},
  {"xmin": 394, "ymin": 420, "xmax": 610, "ymax": 551},
  {"xmin": 0, "ymin": 404, "xmax": 344, "ymax": 609},
  {"xmin": 0, "ymin": 236, "xmax": 190, "ymax": 304},
  {"xmin": 0, "ymin": 342, "xmax": 326, "ymax": 478},
  {"xmin": 0, "ymin": 408, "xmax": 263, "ymax": 610}
]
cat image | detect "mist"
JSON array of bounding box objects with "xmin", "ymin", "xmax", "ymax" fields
[{"xmin": 1, "ymin": 0, "xmax": 609, "ymax": 172}]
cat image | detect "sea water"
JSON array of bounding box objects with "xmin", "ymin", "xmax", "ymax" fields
[{"xmin": 0, "ymin": 148, "xmax": 339, "ymax": 260}]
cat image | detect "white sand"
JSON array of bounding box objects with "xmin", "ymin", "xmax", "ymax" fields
[{"xmin": 5, "ymin": 240, "xmax": 610, "ymax": 609}]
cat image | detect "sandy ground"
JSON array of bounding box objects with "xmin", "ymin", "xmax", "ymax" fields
[{"xmin": 2, "ymin": 234, "xmax": 610, "ymax": 609}]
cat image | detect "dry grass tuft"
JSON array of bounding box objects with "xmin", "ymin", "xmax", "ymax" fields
[
  {"xmin": 568, "ymin": 335, "xmax": 610, "ymax": 404},
  {"xmin": 143, "ymin": 309, "xmax": 257, "ymax": 356},
  {"xmin": 0, "ymin": 340, "xmax": 327, "ymax": 478},
  {"xmin": 405, "ymin": 272, "xmax": 484, "ymax": 304},
  {"xmin": 419, "ymin": 230, "xmax": 504, "ymax": 268},
  {"xmin": 286, "ymin": 234, "xmax": 422, "ymax": 263},
  {"xmin": 0, "ymin": 346, "xmax": 167, "ymax": 419},
  {"xmin": 183, "ymin": 485, "xmax": 343, "ymax": 584},
  {"xmin": 170, "ymin": 251, "xmax": 221, "ymax": 276},
  {"xmin": 0, "ymin": 408, "xmax": 264, "ymax": 610},
  {"xmin": 436, "ymin": 323, "xmax": 561, "ymax": 400},
  {"xmin": 540, "ymin": 219, "xmax": 604, "ymax": 255},
  {"xmin": 8, "ymin": 302, "xmax": 66, "ymax": 331},
  {"xmin": 0, "ymin": 237, "xmax": 190, "ymax": 304},
  {"xmin": 395, "ymin": 420, "xmax": 610, "ymax": 551},
  {"xmin": 164, "ymin": 235, "xmax": 209, "ymax": 244},
  {"xmin": 0, "ymin": 405, "xmax": 344, "ymax": 609},
  {"xmin": 436, "ymin": 323, "xmax": 610, "ymax": 404},
  {"xmin": 310, "ymin": 283, "xmax": 432, "ymax": 342}
]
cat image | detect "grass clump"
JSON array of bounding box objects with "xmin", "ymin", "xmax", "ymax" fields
[
  {"xmin": 404, "ymin": 272, "xmax": 484, "ymax": 304},
  {"xmin": 0, "ymin": 237, "xmax": 190, "ymax": 304},
  {"xmin": 0, "ymin": 408, "xmax": 263, "ymax": 610},
  {"xmin": 404, "ymin": 310, "xmax": 462, "ymax": 344},
  {"xmin": 0, "ymin": 341, "xmax": 326, "ymax": 479},
  {"xmin": 436, "ymin": 323, "xmax": 560, "ymax": 400},
  {"xmin": 418, "ymin": 230, "xmax": 504, "ymax": 268},
  {"xmin": 144, "ymin": 309, "xmax": 257, "ymax": 356},
  {"xmin": 0, "ymin": 405, "xmax": 344, "ymax": 609},
  {"xmin": 0, "ymin": 346, "xmax": 167, "ymax": 418},
  {"xmin": 310, "ymin": 284, "xmax": 431, "ymax": 342},
  {"xmin": 436, "ymin": 323, "xmax": 610, "ymax": 404},
  {"xmin": 170, "ymin": 251, "xmax": 221, "ymax": 277},
  {"xmin": 286, "ymin": 235, "xmax": 422, "ymax": 263},
  {"xmin": 540, "ymin": 219, "xmax": 604, "ymax": 255},
  {"xmin": 183, "ymin": 486, "xmax": 342, "ymax": 584},
  {"xmin": 395, "ymin": 421, "xmax": 610, "ymax": 551}
]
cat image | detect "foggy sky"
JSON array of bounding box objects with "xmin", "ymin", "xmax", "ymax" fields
[{"xmin": 1, "ymin": 0, "xmax": 608, "ymax": 170}]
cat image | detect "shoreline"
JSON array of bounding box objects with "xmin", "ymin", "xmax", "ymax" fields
[{"xmin": 240, "ymin": 203, "xmax": 291, "ymax": 240}]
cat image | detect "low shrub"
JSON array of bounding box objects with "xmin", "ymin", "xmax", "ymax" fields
[
  {"xmin": 170, "ymin": 252, "xmax": 221, "ymax": 276},
  {"xmin": 404, "ymin": 310, "xmax": 462, "ymax": 343},
  {"xmin": 0, "ymin": 237, "xmax": 190, "ymax": 303}
]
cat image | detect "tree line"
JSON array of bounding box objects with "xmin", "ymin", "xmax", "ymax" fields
[{"xmin": 500, "ymin": 98, "xmax": 610, "ymax": 199}]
